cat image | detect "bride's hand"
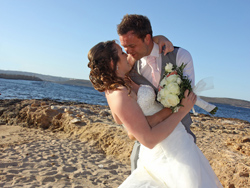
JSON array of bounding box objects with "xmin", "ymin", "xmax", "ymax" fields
[
  {"xmin": 127, "ymin": 54, "xmax": 136, "ymax": 66},
  {"xmin": 180, "ymin": 90, "xmax": 197, "ymax": 113},
  {"xmin": 124, "ymin": 76, "xmax": 140, "ymax": 92},
  {"xmin": 153, "ymin": 35, "xmax": 174, "ymax": 55}
]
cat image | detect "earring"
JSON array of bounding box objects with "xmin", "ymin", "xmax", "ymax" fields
[{"xmin": 116, "ymin": 66, "xmax": 118, "ymax": 70}]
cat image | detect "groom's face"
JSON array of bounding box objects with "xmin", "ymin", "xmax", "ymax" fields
[{"xmin": 119, "ymin": 31, "xmax": 149, "ymax": 61}]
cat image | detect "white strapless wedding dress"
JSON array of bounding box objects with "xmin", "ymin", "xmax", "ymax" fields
[{"xmin": 119, "ymin": 85, "xmax": 223, "ymax": 188}]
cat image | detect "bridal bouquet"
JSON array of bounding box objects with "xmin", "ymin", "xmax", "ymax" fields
[{"xmin": 157, "ymin": 63, "xmax": 218, "ymax": 114}]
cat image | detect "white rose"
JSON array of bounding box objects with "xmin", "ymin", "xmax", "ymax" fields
[
  {"xmin": 166, "ymin": 82, "xmax": 181, "ymax": 95},
  {"xmin": 161, "ymin": 94, "xmax": 180, "ymax": 107},
  {"xmin": 165, "ymin": 63, "xmax": 173, "ymax": 73},
  {"xmin": 159, "ymin": 77, "xmax": 168, "ymax": 87},
  {"xmin": 177, "ymin": 77, "xmax": 182, "ymax": 85},
  {"xmin": 166, "ymin": 74, "xmax": 179, "ymax": 84},
  {"xmin": 157, "ymin": 88, "xmax": 166, "ymax": 101},
  {"xmin": 158, "ymin": 88, "xmax": 171, "ymax": 100}
]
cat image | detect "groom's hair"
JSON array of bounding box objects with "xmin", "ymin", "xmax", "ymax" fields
[{"xmin": 117, "ymin": 14, "xmax": 153, "ymax": 41}]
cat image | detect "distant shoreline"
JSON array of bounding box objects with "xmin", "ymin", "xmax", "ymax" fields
[
  {"xmin": 200, "ymin": 96, "xmax": 250, "ymax": 109},
  {"xmin": 0, "ymin": 69, "xmax": 249, "ymax": 109},
  {"xmin": 0, "ymin": 74, "xmax": 43, "ymax": 81}
]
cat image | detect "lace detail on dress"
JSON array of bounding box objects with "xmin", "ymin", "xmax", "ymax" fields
[{"xmin": 137, "ymin": 85, "xmax": 163, "ymax": 116}]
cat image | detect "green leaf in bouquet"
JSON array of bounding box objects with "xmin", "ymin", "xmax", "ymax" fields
[{"xmin": 179, "ymin": 77, "xmax": 192, "ymax": 101}]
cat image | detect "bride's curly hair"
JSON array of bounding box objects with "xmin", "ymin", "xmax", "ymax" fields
[{"xmin": 87, "ymin": 40, "xmax": 131, "ymax": 93}]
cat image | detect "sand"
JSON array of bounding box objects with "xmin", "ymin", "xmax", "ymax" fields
[
  {"xmin": 0, "ymin": 99, "xmax": 249, "ymax": 187},
  {"xmin": 0, "ymin": 125, "xmax": 130, "ymax": 188}
]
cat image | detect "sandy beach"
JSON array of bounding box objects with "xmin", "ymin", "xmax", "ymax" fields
[
  {"xmin": 0, "ymin": 99, "xmax": 249, "ymax": 187},
  {"xmin": 0, "ymin": 125, "xmax": 130, "ymax": 188}
]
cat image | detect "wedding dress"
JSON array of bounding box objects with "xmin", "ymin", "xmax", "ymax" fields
[{"xmin": 119, "ymin": 85, "xmax": 223, "ymax": 188}]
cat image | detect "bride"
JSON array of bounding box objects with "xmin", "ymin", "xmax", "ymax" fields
[{"xmin": 87, "ymin": 40, "xmax": 223, "ymax": 187}]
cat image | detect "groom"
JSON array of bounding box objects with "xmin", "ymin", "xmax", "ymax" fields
[{"xmin": 117, "ymin": 14, "xmax": 196, "ymax": 172}]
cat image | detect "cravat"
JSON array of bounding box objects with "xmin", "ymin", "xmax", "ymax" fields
[{"xmin": 147, "ymin": 56, "xmax": 160, "ymax": 88}]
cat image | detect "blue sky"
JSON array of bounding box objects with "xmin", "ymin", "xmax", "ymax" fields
[{"xmin": 0, "ymin": 0, "xmax": 250, "ymax": 101}]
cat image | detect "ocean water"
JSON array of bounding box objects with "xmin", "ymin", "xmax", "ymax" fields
[
  {"xmin": 0, "ymin": 78, "xmax": 249, "ymax": 123},
  {"xmin": 0, "ymin": 78, "xmax": 107, "ymax": 105}
]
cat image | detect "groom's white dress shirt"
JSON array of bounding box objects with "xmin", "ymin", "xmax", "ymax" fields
[{"xmin": 139, "ymin": 42, "xmax": 195, "ymax": 88}]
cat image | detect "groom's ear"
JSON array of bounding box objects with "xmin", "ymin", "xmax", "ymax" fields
[{"xmin": 144, "ymin": 34, "xmax": 152, "ymax": 45}]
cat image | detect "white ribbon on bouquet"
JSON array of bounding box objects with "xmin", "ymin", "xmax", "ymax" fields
[{"xmin": 192, "ymin": 77, "xmax": 217, "ymax": 115}]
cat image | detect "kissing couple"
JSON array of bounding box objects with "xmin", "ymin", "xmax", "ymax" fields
[{"xmin": 88, "ymin": 14, "xmax": 223, "ymax": 188}]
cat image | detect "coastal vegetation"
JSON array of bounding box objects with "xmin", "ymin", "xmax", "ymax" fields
[{"xmin": 0, "ymin": 73, "xmax": 43, "ymax": 81}]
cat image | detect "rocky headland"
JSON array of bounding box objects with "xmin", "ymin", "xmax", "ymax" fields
[
  {"xmin": 0, "ymin": 99, "xmax": 249, "ymax": 187},
  {"xmin": 0, "ymin": 74, "xmax": 43, "ymax": 81}
]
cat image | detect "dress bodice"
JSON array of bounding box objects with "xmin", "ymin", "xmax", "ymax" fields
[{"xmin": 137, "ymin": 85, "xmax": 163, "ymax": 116}]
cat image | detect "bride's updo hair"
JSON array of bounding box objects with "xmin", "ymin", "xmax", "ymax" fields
[{"xmin": 88, "ymin": 40, "xmax": 130, "ymax": 93}]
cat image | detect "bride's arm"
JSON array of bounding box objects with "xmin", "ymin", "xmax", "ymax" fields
[
  {"xmin": 111, "ymin": 111, "xmax": 137, "ymax": 140},
  {"xmin": 146, "ymin": 108, "xmax": 172, "ymax": 128},
  {"xmin": 106, "ymin": 88, "xmax": 196, "ymax": 149},
  {"xmin": 123, "ymin": 78, "xmax": 175, "ymax": 139},
  {"xmin": 127, "ymin": 76, "xmax": 173, "ymax": 129},
  {"xmin": 153, "ymin": 35, "xmax": 174, "ymax": 55},
  {"xmin": 127, "ymin": 35, "xmax": 173, "ymax": 66},
  {"xmin": 126, "ymin": 109, "xmax": 172, "ymax": 141}
]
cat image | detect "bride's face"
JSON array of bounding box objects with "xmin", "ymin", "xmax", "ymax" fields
[{"xmin": 114, "ymin": 44, "xmax": 132, "ymax": 76}]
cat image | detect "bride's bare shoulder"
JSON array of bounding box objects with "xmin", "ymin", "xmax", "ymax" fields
[
  {"xmin": 105, "ymin": 86, "xmax": 127, "ymax": 96},
  {"xmin": 105, "ymin": 86, "xmax": 136, "ymax": 102},
  {"xmin": 105, "ymin": 86, "xmax": 129, "ymax": 101}
]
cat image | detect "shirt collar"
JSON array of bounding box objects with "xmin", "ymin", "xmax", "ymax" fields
[
  {"xmin": 151, "ymin": 42, "xmax": 160, "ymax": 57},
  {"xmin": 142, "ymin": 42, "xmax": 160, "ymax": 61}
]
